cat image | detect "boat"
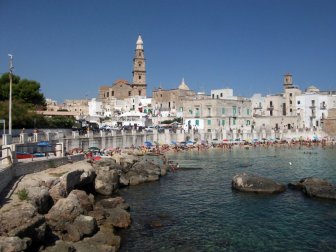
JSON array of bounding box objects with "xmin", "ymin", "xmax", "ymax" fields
[{"xmin": 16, "ymin": 152, "xmax": 34, "ymax": 159}]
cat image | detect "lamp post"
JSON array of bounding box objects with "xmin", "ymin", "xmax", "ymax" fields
[{"xmin": 8, "ymin": 54, "xmax": 13, "ymax": 135}]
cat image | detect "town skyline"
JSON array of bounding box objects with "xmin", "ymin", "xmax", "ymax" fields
[{"xmin": 0, "ymin": 0, "xmax": 335, "ymax": 103}]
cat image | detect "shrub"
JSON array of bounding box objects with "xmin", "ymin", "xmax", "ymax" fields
[{"xmin": 17, "ymin": 188, "xmax": 29, "ymax": 201}]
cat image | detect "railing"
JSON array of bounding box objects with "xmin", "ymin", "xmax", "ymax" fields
[
  {"xmin": 0, "ymin": 146, "xmax": 12, "ymax": 164},
  {"xmin": 320, "ymin": 105, "xmax": 327, "ymax": 110}
]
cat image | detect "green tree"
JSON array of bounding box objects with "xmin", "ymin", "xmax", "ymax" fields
[{"xmin": 0, "ymin": 72, "xmax": 46, "ymax": 108}]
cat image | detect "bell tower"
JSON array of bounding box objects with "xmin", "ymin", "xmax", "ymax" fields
[
  {"xmin": 283, "ymin": 73, "xmax": 293, "ymax": 89},
  {"xmin": 132, "ymin": 35, "xmax": 146, "ymax": 96}
]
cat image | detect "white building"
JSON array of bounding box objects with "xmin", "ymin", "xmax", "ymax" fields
[
  {"xmin": 296, "ymin": 86, "xmax": 336, "ymax": 129},
  {"xmin": 88, "ymin": 98, "xmax": 103, "ymax": 117},
  {"xmin": 211, "ymin": 88, "xmax": 236, "ymax": 100}
]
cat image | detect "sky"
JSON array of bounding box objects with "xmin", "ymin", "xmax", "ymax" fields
[{"xmin": 0, "ymin": 0, "xmax": 335, "ymax": 103}]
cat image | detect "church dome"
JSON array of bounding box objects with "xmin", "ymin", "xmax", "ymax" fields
[
  {"xmin": 178, "ymin": 78, "xmax": 190, "ymax": 90},
  {"xmin": 306, "ymin": 85, "xmax": 319, "ymax": 93}
]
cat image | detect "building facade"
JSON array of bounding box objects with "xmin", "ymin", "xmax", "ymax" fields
[
  {"xmin": 99, "ymin": 35, "xmax": 147, "ymax": 105},
  {"xmin": 152, "ymin": 79, "xmax": 196, "ymax": 116}
]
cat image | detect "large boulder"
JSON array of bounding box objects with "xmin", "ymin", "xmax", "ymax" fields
[
  {"xmin": 45, "ymin": 190, "xmax": 95, "ymax": 241},
  {"xmin": 48, "ymin": 165, "xmax": 96, "ymax": 203},
  {"xmin": 288, "ymin": 177, "xmax": 336, "ymax": 200},
  {"xmin": 0, "ymin": 201, "xmax": 46, "ymax": 241},
  {"xmin": 0, "ymin": 236, "xmax": 32, "ymax": 252},
  {"xmin": 120, "ymin": 160, "xmax": 162, "ymax": 186},
  {"xmin": 73, "ymin": 226, "xmax": 121, "ymax": 252},
  {"xmin": 232, "ymin": 173, "xmax": 286, "ymax": 194},
  {"xmin": 94, "ymin": 167, "xmax": 119, "ymax": 196},
  {"xmin": 16, "ymin": 184, "xmax": 53, "ymax": 214},
  {"xmin": 104, "ymin": 207, "xmax": 131, "ymax": 228}
]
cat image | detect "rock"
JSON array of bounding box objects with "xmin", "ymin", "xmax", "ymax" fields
[
  {"xmin": 131, "ymin": 160, "xmax": 161, "ymax": 176},
  {"xmin": 43, "ymin": 240, "xmax": 75, "ymax": 252},
  {"xmin": 95, "ymin": 167, "xmax": 119, "ymax": 196},
  {"xmin": 119, "ymin": 174, "xmax": 129, "ymax": 186},
  {"xmin": 232, "ymin": 173, "xmax": 286, "ymax": 194},
  {"xmin": 49, "ymin": 182, "xmax": 67, "ymax": 203},
  {"xmin": 95, "ymin": 197, "xmax": 125, "ymax": 209},
  {"xmin": 73, "ymin": 215, "xmax": 98, "ymax": 236},
  {"xmin": 45, "ymin": 190, "xmax": 94, "ymax": 238},
  {"xmin": 104, "ymin": 207, "xmax": 131, "ymax": 228},
  {"xmin": 16, "ymin": 178, "xmax": 53, "ymax": 214},
  {"xmin": 129, "ymin": 174, "xmax": 147, "ymax": 186},
  {"xmin": 0, "ymin": 236, "xmax": 32, "ymax": 252},
  {"xmin": 0, "ymin": 201, "xmax": 45, "ymax": 241},
  {"xmin": 288, "ymin": 177, "xmax": 336, "ymax": 200},
  {"xmin": 73, "ymin": 226, "xmax": 121, "ymax": 252},
  {"xmin": 49, "ymin": 166, "xmax": 95, "ymax": 203}
]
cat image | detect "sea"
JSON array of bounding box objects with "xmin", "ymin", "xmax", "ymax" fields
[{"xmin": 118, "ymin": 146, "xmax": 336, "ymax": 252}]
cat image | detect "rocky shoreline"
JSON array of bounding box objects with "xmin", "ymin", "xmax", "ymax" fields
[{"xmin": 0, "ymin": 150, "xmax": 168, "ymax": 252}]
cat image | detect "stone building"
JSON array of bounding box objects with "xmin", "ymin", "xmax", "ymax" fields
[
  {"xmin": 283, "ymin": 73, "xmax": 302, "ymax": 116},
  {"xmin": 99, "ymin": 35, "xmax": 147, "ymax": 104},
  {"xmin": 62, "ymin": 99, "xmax": 89, "ymax": 117},
  {"xmin": 323, "ymin": 108, "xmax": 336, "ymax": 136},
  {"xmin": 152, "ymin": 78, "xmax": 196, "ymax": 116},
  {"xmin": 182, "ymin": 96, "xmax": 252, "ymax": 134}
]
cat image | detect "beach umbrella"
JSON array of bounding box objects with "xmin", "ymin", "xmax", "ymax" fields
[
  {"xmin": 88, "ymin": 146, "xmax": 100, "ymax": 151},
  {"xmin": 37, "ymin": 141, "xmax": 51, "ymax": 147},
  {"xmin": 144, "ymin": 141, "xmax": 153, "ymax": 147}
]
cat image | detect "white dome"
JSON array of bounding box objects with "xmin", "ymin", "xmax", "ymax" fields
[{"xmin": 306, "ymin": 85, "xmax": 319, "ymax": 93}]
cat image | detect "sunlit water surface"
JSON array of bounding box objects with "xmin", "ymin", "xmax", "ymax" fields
[{"xmin": 118, "ymin": 147, "xmax": 336, "ymax": 252}]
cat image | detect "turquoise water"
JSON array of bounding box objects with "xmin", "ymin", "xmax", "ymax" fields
[{"xmin": 119, "ymin": 147, "xmax": 336, "ymax": 252}]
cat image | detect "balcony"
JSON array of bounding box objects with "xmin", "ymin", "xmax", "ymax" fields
[
  {"xmin": 320, "ymin": 105, "xmax": 327, "ymax": 110},
  {"xmin": 309, "ymin": 105, "xmax": 316, "ymax": 109},
  {"xmin": 310, "ymin": 114, "xmax": 316, "ymax": 119},
  {"xmin": 267, "ymin": 106, "xmax": 274, "ymax": 111}
]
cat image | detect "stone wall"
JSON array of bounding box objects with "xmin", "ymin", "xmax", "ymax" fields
[
  {"xmin": 0, "ymin": 165, "xmax": 15, "ymax": 195},
  {"xmin": 323, "ymin": 108, "xmax": 336, "ymax": 136},
  {"xmin": 0, "ymin": 154, "xmax": 85, "ymax": 194}
]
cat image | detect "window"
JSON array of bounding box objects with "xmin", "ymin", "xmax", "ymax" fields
[
  {"xmin": 128, "ymin": 91, "xmax": 131, "ymax": 96},
  {"xmin": 222, "ymin": 108, "xmax": 225, "ymax": 115},
  {"xmin": 290, "ymin": 109, "xmax": 292, "ymax": 112},
  {"xmin": 106, "ymin": 92, "xmax": 109, "ymax": 98},
  {"xmin": 208, "ymin": 107, "xmax": 211, "ymax": 116},
  {"xmin": 232, "ymin": 106, "xmax": 237, "ymax": 115},
  {"xmin": 207, "ymin": 119, "xmax": 211, "ymax": 125},
  {"xmin": 196, "ymin": 120, "xmax": 199, "ymax": 126},
  {"xmin": 221, "ymin": 119, "xmax": 225, "ymax": 126},
  {"xmin": 246, "ymin": 120, "xmax": 251, "ymax": 126},
  {"xmin": 297, "ymin": 101, "xmax": 300, "ymax": 105},
  {"xmin": 138, "ymin": 63, "xmax": 142, "ymax": 67},
  {"xmin": 189, "ymin": 109, "xmax": 193, "ymax": 115},
  {"xmin": 112, "ymin": 91, "xmax": 114, "ymax": 96},
  {"xmin": 290, "ymin": 93, "xmax": 293, "ymax": 97},
  {"xmin": 220, "ymin": 93, "xmax": 223, "ymax": 97},
  {"xmin": 139, "ymin": 75, "xmax": 141, "ymax": 80},
  {"xmin": 212, "ymin": 94, "xmax": 214, "ymax": 99},
  {"xmin": 160, "ymin": 94, "xmax": 162, "ymax": 97},
  {"xmin": 290, "ymin": 100, "xmax": 292, "ymax": 105},
  {"xmin": 195, "ymin": 108, "xmax": 200, "ymax": 116},
  {"xmin": 139, "ymin": 90, "xmax": 141, "ymax": 95},
  {"xmin": 233, "ymin": 119, "xmax": 236, "ymax": 125},
  {"xmin": 247, "ymin": 108, "xmax": 250, "ymax": 115},
  {"xmin": 179, "ymin": 107, "xmax": 183, "ymax": 112}
]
